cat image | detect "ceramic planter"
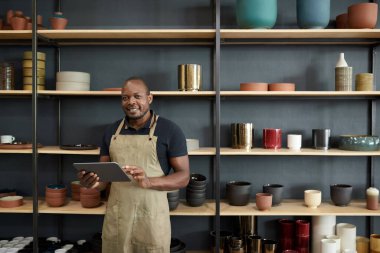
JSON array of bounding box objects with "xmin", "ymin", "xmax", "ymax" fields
[
  {"xmin": 348, "ymin": 3, "xmax": 378, "ymax": 29},
  {"xmin": 330, "ymin": 184, "xmax": 353, "ymax": 206},
  {"xmin": 50, "ymin": 16, "xmax": 68, "ymax": 30},
  {"xmin": 297, "ymin": 0, "xmax": 330, "ymax": 29},
  {"xmin": 236, "ymin": 0, "xmax": 277, "ymax": 29},
  {"xmin": 226, "ymin": 181, "xmax": 251, "ymax": 206}
]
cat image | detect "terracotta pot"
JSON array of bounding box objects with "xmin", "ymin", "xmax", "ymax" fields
[
  {"xmin": 269, "ymin": 83, "xmax": 296, "ymax": 91},
  {"xmin": 46, "ymin": 185, "xmax": 67, "ymax": 193},
  {"xmin": 11, "ymin": 15, "xmax": 27, "ymax": 30},
  {"xmin": 50, "ymin": 17, "xmax": 68, "ymax": 30},
  {"xmin": 37, "ymin": 15, "xmax": 43, "ymax": 26},
  {"xmin": 72, "ymin": 193, "xmax": 80, "ymax": 201},
  {"xmin": 255, "ymin": 193, "xmax": 272, "ymax": 211},
  {"xmin": 80, "ymin": 187, "xmax": 99, "ymax": 195},
  {"xmin": 348, "ymin": 3, "xmax": 378, "ymax": 29},
  {"xmin": 80, "ymin": 194, "xmax": 101, "ymax": 200},
  {"xmin": 6, "ymin": 10, "xmax": 14, "ymax": 24},
  {"xmin": 0, "ymin": 196, "xmax": 23, "ymax": 208},
  {"xmin": 45, "ymin": 191, "xmax": 66, "ymax": 198},
  {"xmin": 0, "ymin": 19, "xmax": 3, "ymax": 30},
  {"xmin": 45, "ymin": 197, "xmax": 65, "ymax": 207},
  {"xmin": 336, "ymin": 13, "xmax": 348, "ymax": 29},
  {"xmin": 81, "ymin": 198, "xmax": 100, "ymax": 208},
  {"xmin": 240, "ymin": 82, "xmax": 268, "ymax": 91}
]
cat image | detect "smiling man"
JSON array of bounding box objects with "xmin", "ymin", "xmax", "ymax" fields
[{"xmin": 78, "ymin": 77, "xmax": 190, "ymax": 253}]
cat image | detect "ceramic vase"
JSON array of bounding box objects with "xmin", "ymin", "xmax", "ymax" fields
[
  {"xmin": 236, "ymin": 0, "xmax": 277, "ymax": 29},
  {"xmin": 50, "ymin": 12, "xmax": 68, "ymax": 30},
  {"xmin": 297, "ymin": 0, "xmax": 330, "ymax": 29}
]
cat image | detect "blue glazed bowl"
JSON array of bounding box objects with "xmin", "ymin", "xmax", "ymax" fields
[
  {"xmin": 297, "ymin": 0, "xmax": 330, "ymax": 29},
  {"xmin": 338, "ymin": 135, "xmax": 380, "ymax": 151},
  {"xmin": 236, "ymin": 0, "xmax": 277, "ymax": 29}
]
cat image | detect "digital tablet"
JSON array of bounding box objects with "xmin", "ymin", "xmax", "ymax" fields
[{"xmin": 73, "ymin": 162, "xmax": 131, "ymax": 182}]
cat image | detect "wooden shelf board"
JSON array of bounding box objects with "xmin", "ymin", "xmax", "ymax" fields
[
  {"xmin": 39, "ymin": 90, "xmax": 215, "ymax": 96},
  {"xmin": 0, "ymin": 149, "xmax": 32, "ymax": 154},
  {"xmin": 221, "ymin": 147, "xmax": 380, "ymax": 156},
  {"xmin": 1, "ymin": 198, "xmax": 215, "ymax": 216},
  {"xmin": 39, "ymin": 29, "xmax": 216, "ymax": 40},
  {"xmin": 221, "ymin": 199, "xmax": 380, "ymax": 216},
  {"xmin": 0, "ymin": 31, "xmax": 32, "ymax": 40},
  {"xmin": 0, "ymin": 90, "xmax": 32, "ymax": 96},
  {"xmin": 221, "ymin": 91, "xmax": 380, "ymax": 97},
  {"xmin": 221, "ymin": 29, "xmax": 380, "ymax": 39},
  {"xmin": 38, "ymin": 146, "xmax": 215, "ymax": 156}
]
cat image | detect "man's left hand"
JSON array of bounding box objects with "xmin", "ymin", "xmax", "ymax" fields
[{"xmin": 123, "ymin": 165, "xmax": 152, "ymax": 189}]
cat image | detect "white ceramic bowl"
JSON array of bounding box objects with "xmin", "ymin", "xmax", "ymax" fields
[
  {"xmin": 56, "ymin": 81, "xmax": 90, "ymax": 91},
  {"xmin": 57, "ymin": 71, "xmax": 90, "ymax": 83}
]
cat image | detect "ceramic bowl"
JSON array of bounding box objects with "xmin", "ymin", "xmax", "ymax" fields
[
  {"xmin": 46, "ymin": 184, "xmax": 66, "ymax": 193},
  {"xmin": 80, "ymin": 198, "xmax": 100, "ymax": 208},
  {"xmin": 348, "ymin": 3, "xmax": 378, "ymax": 29},
  {"xmin": 336, "ymin": 13, "xmax": 348, "ymax": 29},
  {"xmin": 56, "ymin": 81, "xmax": 90, "ymax": 91},
  {"xmin": 168, "ymin": 200, "xmax": 179, "ymax": 211},
  {"xmin": 45, "ymin": 191, "xmax": 66, "ymax": 198},
  {"xmin": 0, "ymin": 189, "xmax": 17, "ymax": 198},
  {"xmin": 338, "ymin": 135, "xmax": 380, "ymax": 151},
  {"xmin": 186, "ymin": 197, "xmax": 205, "ymax": 207},
  {"xmin": 80, "ymin": 187, "xmax": 100, "ymax": 195},
  {"xmin": 304, "ymin": 189, "xmax": 321, "ymax": 208},
  {"xmin": 0, "ymin": 196, "xmax": 23, "ymax": 208},
  {"xmin": 268, "ymin": 83, "xmax": 296, "ymax": 91},
  {"xmin": 186, "ymin": 139, "xmax": 199, "ymax": 152},
  {"xmin": 189, "ymin": 174, "xmax": 207, "ymax": 186},
  {"xmin": 240, "ymin": 82, "xmax": 268, "ymax": 91},
  {"xmin": 56, "ymin": 71, "xmax": 90, "ymax": 83},
  {"xmin": 167, "ymin": 189, "xmax": 180, "ymax": 198}
]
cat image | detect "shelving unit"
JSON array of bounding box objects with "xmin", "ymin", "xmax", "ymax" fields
[{"xmin": 2, "ymin": 0, "xmax": 380, "ymax": 251}]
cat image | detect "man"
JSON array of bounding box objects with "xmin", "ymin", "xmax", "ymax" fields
[{"xmin": 78, "ymin": 77, "xmax": 190, "ymax": 253}]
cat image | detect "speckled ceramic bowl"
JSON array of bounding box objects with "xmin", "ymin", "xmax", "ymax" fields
[{"xmin": 338, "ymin": 135, "xmax": 380, "ymax": 151}]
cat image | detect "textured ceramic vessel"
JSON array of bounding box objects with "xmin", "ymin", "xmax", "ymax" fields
[
  {"xmin": 226, "ymin": 181, "xmax": 251, "ymax": 206},
  {"xmin": 50, "ymin": 12, "xmax": 68, "ymax": 30},
  {"xmin": 348, "ymin": 3, "xmax": 378, "ymax": 29},
  {"xmin": 297, "ymin": 0, "xmax": 330, "ymax": 29},
  {"xmin": 330, "ymin": 184, "xmax": 353, "ymax": 206},
  {"xmin": 338, "ymin": 135, "xmax": 380, "ymax": 151},
  {"xmin": 236, "ymin": 0, "xmax": 277, "ymax": 29}
]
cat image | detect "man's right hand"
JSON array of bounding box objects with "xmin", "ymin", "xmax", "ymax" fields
[{"xmin": 78, "ymin": 170, "xmax": 100, "ymax": 189}]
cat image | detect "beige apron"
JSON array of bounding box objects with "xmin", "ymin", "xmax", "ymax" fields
[{"xmin": 102, "ymin": 114, "xmax": 171, "ymax": 253}]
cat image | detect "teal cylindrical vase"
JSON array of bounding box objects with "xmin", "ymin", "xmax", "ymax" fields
[
  {"xmin": 236, "ymin": 0, "xmax": 277, "ymax": 29},
  {"xmin": 297, "ymin": 0, "xmax": 330, "ymax": 29}
]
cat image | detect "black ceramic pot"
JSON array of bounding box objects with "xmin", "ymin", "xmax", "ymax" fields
[
  {"xmin": 189, "ymin": 174, "xmax": 207, "ymax": 186},
  {"xmin": 226, "ymin": 181, "xmax": 251, "ymax": 206},
  {"xmin": 263, "ymin": 184, "xmax": 284, "ymax": 206},
  {"xmin": 330, "ymin": 184, "xmax": 353, "ymax": 206}
]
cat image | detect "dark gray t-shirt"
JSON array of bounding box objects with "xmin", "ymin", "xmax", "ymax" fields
[{"xmin": 100, "ymin": 112, "xmax": 187, "ymax": 175}]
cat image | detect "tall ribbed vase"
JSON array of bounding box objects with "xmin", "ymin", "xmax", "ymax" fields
[
  {"xmin": 236, "ymin": 0, "xmax": 277, "ymax": 29},
  {"xmin": 297, "ymin": 0, "xmax": 330, "ymax": 29}
]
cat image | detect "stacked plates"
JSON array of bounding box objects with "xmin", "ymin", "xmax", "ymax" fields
[
  {"xmin": 22, "ymin": 51, "xmax": 46, "ymax": 90},
  {"xmin": 56, "ymin": 71, "xmax": 90, "ymax": 91}
]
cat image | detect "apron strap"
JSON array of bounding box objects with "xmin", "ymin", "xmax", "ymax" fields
[
  {"xmin": 114, "ymin": 118, "xmax": 125, "ymax": 137},
  {"xmin": 114, "ymin": 114, "xmax": 159, "ymax": 139},
  {"xmin": 149, "ymin": 114, "xmax": 159, "ymax": 140}
]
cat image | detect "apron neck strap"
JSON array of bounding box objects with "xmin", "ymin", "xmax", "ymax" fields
[{"xmin": 114, "ymin": 113, "xmax": 159, "ymax": 137}]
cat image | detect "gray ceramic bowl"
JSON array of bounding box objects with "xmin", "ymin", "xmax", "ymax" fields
[{"xmin": 338, "ymin": 135, "xmax": 380, "ymax": 151}]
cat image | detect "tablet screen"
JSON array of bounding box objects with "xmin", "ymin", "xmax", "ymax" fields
[{"xmin": 73, "ymin": 162, "xmax": 131, "ymax": 182}]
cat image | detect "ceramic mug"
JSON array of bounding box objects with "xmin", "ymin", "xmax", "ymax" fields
[
  {"xmin": 287, "ymin": 134, "xmax": 302, "ymax": 150},
  {"xmin": 304, "ymin": 189, "xmax": 321, "ymax": 208},
  {"xmin": 312, "ymin": 129, "xmax": 331, "ymax": 150},
  {"xmin": 0, "ymin": 135, "xmax": 15, "ymax": 144},
  {"xmin": 263, "ymin": 128, "xmax": 282, "ymax": 149}
]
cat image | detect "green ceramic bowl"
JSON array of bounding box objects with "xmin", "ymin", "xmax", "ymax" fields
[{"xmin": 338, "ymin": 135, "xmax": 380, "ymax": 151}]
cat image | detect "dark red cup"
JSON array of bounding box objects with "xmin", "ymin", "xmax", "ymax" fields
[
  {"xmin": 263, "ymin": 128, "xmax": 282, "ymax": 149},
  {"xmin": 295, "ymin": 220, "xmax": 309, "ymax": 236}
]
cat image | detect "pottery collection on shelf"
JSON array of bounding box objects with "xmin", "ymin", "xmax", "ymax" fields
[{"xmin": 4, "ymin": 10, "xmax": 44, "ymax": 30}]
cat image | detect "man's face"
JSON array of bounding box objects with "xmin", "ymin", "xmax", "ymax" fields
[{"xmin": 121, "ymin": 80, "xmax": 152, "ymax": 120}]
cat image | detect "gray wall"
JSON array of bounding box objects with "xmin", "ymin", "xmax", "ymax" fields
[{"xmin": 0, "ymin": 0, "xmax": 380, "ymax": 250}]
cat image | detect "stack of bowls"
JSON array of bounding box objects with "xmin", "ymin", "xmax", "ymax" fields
[
  {"xmin": 56, "ymin": 71, "xmax": 91, "ymax": 91},
  {"xmin": 167, "ymin": 189, "xmax": 180, "ymax": 211},
  {"xmin": 22, "ymin": 51, "xmax": 46, "ymax": 90},
  {"xmin": 170, "ymin": 238, "xmax": 186, "ymax": 253},
  {"xmin": 80, "ymin": 187, "xmax": 100, "ymax": 208},
  {"xmin": 186, "ymin": 173, "xmax": 207, "ymax": 207},
  {"xmin": 45, "ymin": 184, "xmax": 66, "ymax": 207},
  {"xmin": 71, "ymin": 181, "xmax": 81, "ymax": 201}
]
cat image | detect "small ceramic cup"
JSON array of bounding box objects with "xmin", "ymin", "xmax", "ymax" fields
[
  {"xmin": 255, "ymin": 193, "xmax": 272, "ymax": 211},
  {"xmin": 304, "ymin": 189, "xmax": 321, "ymax": 208},
  {"xmin": 366, "ymin": 187, "xmax": 379, "ymax": 210},
  {"xmin": 330, "ymin": 184, "xmax": 353, "ymax": 206},
  {"xmin": 356, "ymin": 236, "xmax": 369, "ymax": 253},
  {"xmin": 287, "ymin": 134, "xmax": 302, "ymax": 150},
  {"xmin": 312, "ymin": 129, "xmax": 331, "ymax": 150}
]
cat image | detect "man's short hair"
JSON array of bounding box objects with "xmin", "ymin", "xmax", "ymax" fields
[{"xmin": 123, "ymin": 76, "xmax": 150, "ymax": 95}]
